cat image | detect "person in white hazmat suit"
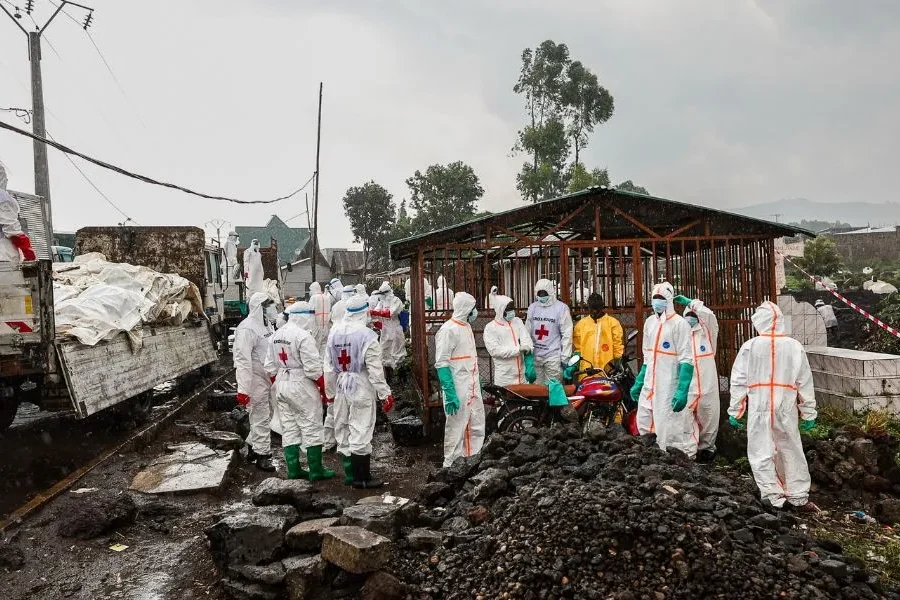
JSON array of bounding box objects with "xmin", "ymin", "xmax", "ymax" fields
[
  {"xmin": 630, "ymin": 282, "xmax": 697, "ymax": 457},
  {"xmin": 434, "ymin": 276, "xmax": 454, "ymax": 311},
  {"xmin": 729, "ymin": 301, "xmax": 819, "ymax": 512},
  {"xmin": 326, "ymin": 278, "xmax": 343, "ymax": 305},
  {"xmin": 265, "ymin": 302, "xmax": 334, "ymax": 481},
  {"xmin": 484, "ymin": 285, "xmax": 498, "ymax": 311},
  {"xmin": 405, "ymin": 278, "xmax": 434, "ymax": 310},
  {"xmin": 234, "ymin": 292, "xmax": 278, "ymax": 471},
  {"xmin": 321, "ymin": 300, "xmax": 347, "ymax": 452},
  {"xmin": 325, "ymin": 295, "xmax": 394, "ymax": 488},
  {"xmin": 483, "ymin": 295, "xmax": 535, "ymax": 386},
  {"xmin": 308, "ymin": 282, "xmax": 332, "ymax": 352},
  {"xmin": 224, "ymin": 231, "xmax": 241, "ymax": 283},
  {"xmin": 435, "ymin": 292, "xmax": 487, "ymax": 468},
  {"xmin": 525, "ymin": 279, "xmax": 573, "ymax": 384},
  {"xmin": 243, "ymin": 239, "xmax": 265, "ymax": 294},
  {"xmin": 673, "ymin": 293, "xmax": 721, "ymax": 462},
  {"xmin": 371, "ymin": 281, "xmax": 406, "ymax": 374},
  {"xmin": 0, "ymin": 161, "xmax": 36, "ymax": 263}
]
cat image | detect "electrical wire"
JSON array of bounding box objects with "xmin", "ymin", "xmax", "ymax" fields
[
  {"xmin": 0, "ymin": 107, "xmax": 32, "ymax": 124},
  {"xmin": 0, "ymin": 117, "xmax": 316, "ymax": 205}
]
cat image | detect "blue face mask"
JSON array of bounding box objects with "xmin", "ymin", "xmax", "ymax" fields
[
  {"xmin": 467, "ymin": 308, "xmax": 478, "ymax": 323},
  {"xmin": 686, "ymin": 316, "xmax": 699, "ymax": 328},
  {"xmin": 651, "ymin": 299, "xmax": 668, "ymax": 314},
  {"xmin": 537, "ymin": 295, "xmax": 550, "ymax": 305},
  {"xmin": 504, "ymin": 310, "xmax": 516, "ymax": 322}
]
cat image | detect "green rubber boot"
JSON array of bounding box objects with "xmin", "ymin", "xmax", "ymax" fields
[
  {"xmin": 283, "ymin": 444, "xmax": 309, "ymax": 480},
  {"xmin": 307, "ymin": 445, "xmax": 335, "ymax": 481},
  {"xmin": 340, "ymin": 453, "xmax": 353, "ymax": 485}
]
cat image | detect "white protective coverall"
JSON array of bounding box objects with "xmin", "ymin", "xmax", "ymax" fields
[
  {"xmin": 327, "ymin": 278, "xmax": 343, "ymax": 305},
  {"xmin": 374, "ymin": 281, "xmax": 406, "ymax": 368},
  {"xmin": 309, "ymin": 282, "xmax": 332, "ymax": 353},
  {"xmin": 322, "ymin": 300, "xmax": 347, "ymax": 451},
  {"xmin": 435, "ymin": 293, "xmax": 486, "ymax": 467},
  {"xmin": 243, "ymin": 240, "xmax": 265, "ymax": 294},
  {"xmin": 483, "ymin": 295, "xmax": 533, "ymax": 386},
  {"xmin": 224, "ymin": 231, "xmax": 241, "ymax": 283},
  {"xmin": 434, "ymin": 276, "xmax": 455, "ymax": 311},
  {"xmin": 265, "ymin": 302, "xmax": 324, "ymax": 450},
  {"xmin": 729, "ymin": 301, "xmax": 817, "ymax": 508},
  {"xmin": 484, "ymin": 286, "xmax": 498, "ymax": 310},
  {"xmin": 405, "ymin": 278, "xmax": 434, "ymax": 311},
  {"xmin": 234, "ymin": 293, "xmax": 275, "ymax": 456},
  {"xmin": 686, "ymin": 299, "xmax": 721, "ymax": 453},
  {"xmin": 325, "ymin": 296, "xmax": 392, "ymax": 456},
  {"xmin": 635, "ymin": 282, "xmax": 696, "ymax": 456},
  {"xmin": 525, "ymin": 279, "xmax": 573, "ymax": 384},
  {"xmin": 0, "ymin": 161, "xmax": 34, "ymax": 264},
  {"xmin": 815, "ymin": 301, "xmax": 838, "ymax": 329}
]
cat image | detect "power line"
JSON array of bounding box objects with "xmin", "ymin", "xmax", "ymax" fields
[{"xmin": 0, "ymin": 117, "xmax": 315, "ymax": 205}]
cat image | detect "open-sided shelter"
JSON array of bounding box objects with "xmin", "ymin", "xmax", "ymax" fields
[{"xmin": 390, "ymin": 187, "xmax": 810, "ymax": 429}]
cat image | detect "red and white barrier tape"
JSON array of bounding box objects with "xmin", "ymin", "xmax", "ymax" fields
[{"xmin": 779, "ymin": 251, "xmax": 900, "ymax": 339}]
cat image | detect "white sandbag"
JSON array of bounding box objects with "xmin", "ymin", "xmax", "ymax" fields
[
  {"xmin": 54, "ymin": 284, "xmax": 153, "ymax": 347},
  {"xmin": 871, "ymin": 280, "xmax": 898, "ymax": 295}
]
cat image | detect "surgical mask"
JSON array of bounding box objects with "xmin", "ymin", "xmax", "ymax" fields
[
  {"xmin": 686, "ymin": 316, "xmax": 699, "ymax": 328},
  {"xmin": 504, "ymin": 310, "xmax": 516, "ymax": 322},
  {"xmin": 264, "ymin": 304, "xmax": 277, "ymax": 321},
  {"xmin": 467, "ymin": 309, "xmax": 478, "ymax": 324},
  {"xmin": 537, "ymin": 295, "xmax": 550, "ymax": 305},
  {"xmin": 651, "ymin": 299, "xmax": 667, "ymax": 314}
]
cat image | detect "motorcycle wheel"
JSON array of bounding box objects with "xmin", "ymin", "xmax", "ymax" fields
[{"xmin": 498, "ymin": 407, "xmax": 539, "ymax": 433}]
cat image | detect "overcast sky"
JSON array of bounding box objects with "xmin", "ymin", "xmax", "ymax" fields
[{"xmin": 1, "ymin": 0, "xmax": 897, "ymax": 248}]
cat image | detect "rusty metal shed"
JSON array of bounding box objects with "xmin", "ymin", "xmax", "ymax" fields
[{"xmin": 390, "ymin": 187, "xmax": 810, "ymax": 427}]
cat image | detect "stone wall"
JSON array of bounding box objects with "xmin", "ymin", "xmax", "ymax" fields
[{"xmin": 829, "ymin": 227, "xmax": 900, "ymax": 263}]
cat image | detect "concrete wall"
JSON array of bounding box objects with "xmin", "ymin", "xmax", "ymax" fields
[
  {"xmin": 280, "ymin": 262, "xmax": 332, "ymax": 299},
  {"xmin": 829, "ymin": 227, "xmax": 900, "ymax": 263}
]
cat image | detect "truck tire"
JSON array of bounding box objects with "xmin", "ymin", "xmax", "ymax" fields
[{"xmin": 0, "ymin": 398, "xmax": 18, "ymax": 433}]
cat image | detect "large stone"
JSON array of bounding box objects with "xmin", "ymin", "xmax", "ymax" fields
[
  {"xmin": 361, "ymin": 571, "xmax": 405, "ymax": 600},
  {"xmin": 205, "ymin": 505, "xmax": 299, "ymax": 569},
  {"xmin": 198, "ymin": 429, "xmax": 245, "ymax": 451},
  {"xmin": 282, "ymin": 554, "xmax": 325, "ymax": 600},
  {"xmin": 418, "ymin": 482, "xmax": 453, "ymax": 505},
  {"xmin": 285, "ymin": 517, "xmax": 339, "ymax": 552},
  {"xmin": 390, "ymin": 415, "xmax": 426, "ymax": 446},
  {"xmin": 470, "ymin": 468, "xmax": 509, "ymax": 501},
  {"xmin": 875, "ymin": 498, "xmax": 900, "ymax": 525},
  {"xmin": 0, "ymin": 539, "xmax": 25, "ymax": 570},
  {"xmin": 221, "ymin": 578, "xmax": 279, "ymax": 600},
  {"xmin": 321, "ymin": 526, "xmax": 392, "ymax": 574},
  {"xmin": 406, "ymin": 528, "xmax": 443, "ymax": 551},
  {"xmin": 848, "ymin": 438, "xmax": 879, "ymax": 471},
  {"xmin": 252, "ymin": 478, "xmax": 313, "ymax": 511},
  {"xmin": 56, "ymin": 490, "xmax": 137, "ymax": 540},
  {"xmin": 311, "ymin": 495, "xmax": 354, "ymax": 517},
  {"xmin": 130, "ymin": 442, "xmax": 234, "ymax": 494},
  {"xmin": 819, "ymin": 559, "xmax": 849, "ymax": 580},
  {"xmin": 227, "ymin": 562, "xmax": 286, "ymax": 586},
  {"xmin": 340, "ymin": 503, "xmax": 404, "ymax": 539}
]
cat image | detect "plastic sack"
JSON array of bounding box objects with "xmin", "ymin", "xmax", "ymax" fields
[{"xmin": 547, "ymin": 378, "xmax": 569, "ymax": 407}]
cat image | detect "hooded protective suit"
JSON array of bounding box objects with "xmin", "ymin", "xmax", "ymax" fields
[
  {"xmin": 685, "ymin": 299, "xmax": 720, "ymax": 453},
  {"xmin": 525, "ymin": 279, "xmax": 573, "ymax": 384},
  {"xmin": 485, "ymin": 286, "xmax": 498, "ymax": 310},
  {"xmin": 224, "ymin": 231, "xmax": 240, "ymax": 283},
  {"xmin": 326, "ymin": 295, "xmax": 392, "ymax": 485},
  {"xmin": 327, "ymin": 278, "xmax": 344, "ymax": 304},
  {"xmin": 308, "ymin": 282, "xmax": 332, "ymax": 352},
  {"xmin": 234, "ymin": 293, "xmax": 275, "ymax": 458},
  {"xmin": 373, "ymin": 281, "xmax": 406, "ymax": 368},
  {"xmin": 635, "ymin": 282, "xmax": 696, "ymax": 457},
  {"xmin": 483, "ymin": 295, "xmax": 533, "ymax": 386},
  {"xmin": 322, "ymin": 299, "xmax": 347, "ymax": 451},
  {"xmin": 0, "ymin": 161, "xmax": 35, "ymax": 263},
  {"xmin": 243, "ymin": 240, "xmax": 264, "ymax": 294},
  {"xmin": 434, "ymin": 276, "xmax": 455, "ymax": 311},
  {"xmin": 405, "ymin": 278, "xmax": 434, "ymax": 310},
  {"xmin": 729, "ymin": 302, "xmax": 817, "ymax": 508},
  {"xmin": 572, "ymin": 310, "xmax": 624, "ymax": 375},
  {"xmin": 435, "ymin": 292, "xmax": 486, "ymax": 467}
]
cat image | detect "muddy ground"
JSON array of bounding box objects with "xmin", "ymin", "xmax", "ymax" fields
[{"xmin": 0, "ymin": 370, "xmax": 441, "ymax": 600}]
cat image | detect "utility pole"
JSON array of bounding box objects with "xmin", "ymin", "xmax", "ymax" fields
[
  {"xmin": 312, "ymin": 82, "xmax": 323, "ymax": 283},
  {"xmin": 1, "ymin": 0, "xmax": 96, "ymax": 237}
]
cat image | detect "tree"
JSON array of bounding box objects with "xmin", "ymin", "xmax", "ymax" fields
[
  {"xmin": 567, "ymin": 163, "xmax": 610, "ymax": 193},
  {"xmin": 342, "ymin": 181, "xmax": 396, "ymax": 276},
  {"xmin": 797, "ymin": 236, "xmax": 842, "ymax": 277},
  {"xmin": 562, "ymin": 61, "xmax": 614, "ymax": 165},
  {"xmin": 515, "ymin": 116, "xmax": 571, "ymax": 201},
  {"xmin": 406, "ymin": 161, "xmax": 484, "ymax": 235},
  {"xmin": 616, "ymin": 180, "xmax": 650, "ymax": 195}
]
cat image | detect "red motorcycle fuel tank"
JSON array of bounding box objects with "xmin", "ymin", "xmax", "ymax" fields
[{"xmin": 577, "ymin": 375, "xmax": 622, "ymax": 404}]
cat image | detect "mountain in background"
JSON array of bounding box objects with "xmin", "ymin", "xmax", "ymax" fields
[{"xmin": 732, "ymin": 198, "xmax": 900, "ymax": 228}]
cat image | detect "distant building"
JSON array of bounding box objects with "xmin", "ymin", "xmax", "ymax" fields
[
  {"xmin": 828, "ymin": 226, "xmax": 900, "ymax": 263},
  {"xmin": 280, "ymin": 252, "xmax": 333, "ymax": 299},
  {"xmin": 235, "ymin": 215, "xmax": 310, "ymax": 265},
  {"xmin": 327, "ymin": 248, "xmax": 367, "ymax": 284}
]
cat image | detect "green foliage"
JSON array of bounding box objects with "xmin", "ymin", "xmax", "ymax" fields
[
  {"xmin": 567, "ymin": 163, "xmax": 610, "ymax": 193},
  {"xmin": 616, "ymin": 180, "xmax": 650, "ymax": 195},
  {"xmin": 342, "ymin": 181, "xmax": 396, "ymax": 275},
  {"xmin": 865, "ymin": 293, "xmax": 900, "ymax": 355},
  {"xmin": 784, "ymin": 274, "xmax": 813, "ymax": 291},
  {"xmin": 561, "ymin": 60, "xmax": 614, "ymax": 165},
  {"xmin": 796, "ymin": 236, "xmax": 842, "ymax": 277},
  {"xmin": 787, "ymin": 219, "xmax": 850, "ymax": 233},
  {"xmin": 405, "ymin": 161, "xmax": 484, "ymax": 236}
]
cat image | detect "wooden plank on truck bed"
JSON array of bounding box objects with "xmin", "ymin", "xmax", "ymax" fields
[{"xmin": 57, "ymin": 322, "xmax": 218, "ymax": 418}]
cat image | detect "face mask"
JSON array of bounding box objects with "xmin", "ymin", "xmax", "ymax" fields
[
  {"xmin": 537, "ymin": 295, "xmax": 550, "ymax": 305},
  {"xmin": 686, "ymin": 316, "xmax": 699, "ymax": 328},
  {"xmin": 264, "ymin": 305, "xmax": 277, "ymax": 321},
  {"xmin": 504, "ymin": 310, "xmax": 516, "ymax": 322},
  {"xmin": 651, "ymin": 299, "xmax": 667, "ymax": 314},
  {"xmin": 467, "ymin": 309, "xmax": 478, "ymax": 324}
]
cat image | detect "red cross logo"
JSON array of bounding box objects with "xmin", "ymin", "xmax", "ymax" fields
[
  {"xmin": 535, "ymin": 324, "xmax": 550, "ymax": 341},
  {"xmin": 338, "ymin": 349, "xmax": 351, "ymax": 372},
  {"xmin": 278, "ymin": 347, "xmax": 289, "ymax": 365}
]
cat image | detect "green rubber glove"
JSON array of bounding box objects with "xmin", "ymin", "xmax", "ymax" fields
[
  {"xmin": 437, "ymin": 366, "xmax": 459, "ymax": 416},
  {"xmin": 523, "ymin": 352, "xmax": 536, "ymax": 384},
  {"xmin": 425, "ymin": 296, "xmax": 434, "ymax": 309},
  {"xmin": 671, "ymin": 362, "xmax": 694, "ymax": 412},
  {"xmin": 547, "ymin": 379, "xmax": 569, "ymax": 407},
  {"xmin": 729, "ymin": 415, "xmax": 746, "ymax": 430},
  {"xmin": 562, "ymin": 360, "xmax": 578, "ymax": 381},
  {"xmin": 799, "ymin": 419, "xmax": 816, "ymax": 433},
  {"xmin": 674, "ymin": 295, "xmax": 692, "ymax": 307},
  {"xmin": 630, "ymin": 365, "xmax": 647, "ymax": 403}
]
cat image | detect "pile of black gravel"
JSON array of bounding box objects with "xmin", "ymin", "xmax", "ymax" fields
[{"xmin": 394, "ymin": 425, "xmax": 899, "ymax": 599}]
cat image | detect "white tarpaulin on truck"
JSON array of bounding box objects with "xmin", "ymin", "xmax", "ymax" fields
[{"xmin": 52, "ymin": 253, "xmax": 206, "ymax": 347}]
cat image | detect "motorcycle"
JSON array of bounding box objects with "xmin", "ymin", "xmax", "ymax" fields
[{"xmin": 483, "ymin": 353, "xmax": 639, "ymax": 436}]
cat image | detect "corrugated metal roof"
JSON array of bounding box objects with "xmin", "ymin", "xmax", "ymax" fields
[
  {"xmin": 390, "ymin": 187, "xmax": 813, "ymax": 260},
  {"xmin": 330, "ymin": 249, "xmax": 367, "ymax": 274},
  {"xmin": 235, "ymin": 215, "xmax": 310, "ymax": 264},
  {"xmin": 833, "ymin": 226, "xmax": 897, "ymax": 235}
]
